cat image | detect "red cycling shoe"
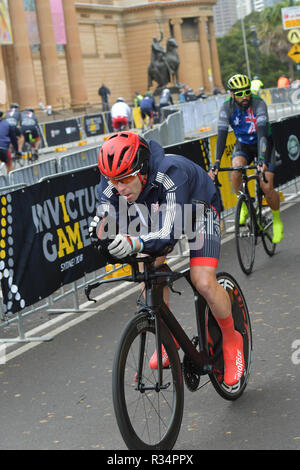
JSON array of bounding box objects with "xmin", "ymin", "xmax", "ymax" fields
[
  {"xmin": 222, "ymin": 331, "xmax": 245, "ymax": 386},
  {"xmin": 149, "ymin": 335, "xmax": 180, "ymax": 370}
]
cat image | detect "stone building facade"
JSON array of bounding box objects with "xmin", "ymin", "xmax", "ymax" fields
[{"xmin": 0, "ymin": 0, "xmax": 223, "ymax": 110}]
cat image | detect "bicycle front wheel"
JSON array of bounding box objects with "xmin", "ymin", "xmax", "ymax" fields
[
  {"xmin": 235, "ymin": 196, "xmax": 256, "ymax": 274},
  {"xmin": 260, "ymin": 210, "xmax": 276, "ymax": 256},
  {"xmin": 207, "ymin": 272, "xmax": 252, "ymax": 401},
  {"xmin": 112, "ymin": 312, "xmax": 184, "ymax": 450}
]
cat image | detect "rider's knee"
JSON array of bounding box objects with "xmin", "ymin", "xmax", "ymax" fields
[{"xmin": 190, "ymin": 272, "xmax": 216, "ymax": 298}]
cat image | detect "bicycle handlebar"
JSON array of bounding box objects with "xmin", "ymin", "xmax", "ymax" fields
[
  {"xmin": 216, "ymin": 163, "xmax": 268, "ymax": 184},
  {"xmin": 84, "ymin": 254, "xmax": 184, "ymax": 303}
]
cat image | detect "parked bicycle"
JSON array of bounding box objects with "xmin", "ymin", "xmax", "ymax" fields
[
  {"xmin": 85, "ymin": 254, "xmax": 252, "ymax": 450},
  {"xmin": 218, "ymin": 163, "xmax": 276, "ymax": 275}
]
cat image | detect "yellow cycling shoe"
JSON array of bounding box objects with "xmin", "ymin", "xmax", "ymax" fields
[
  {"xmin": 239, "ymin": 201, "xmax": 249, "ymax": 225},
  {"xmin": 272, "ymin": 219, "xmax": 284, "ymax": 244}
]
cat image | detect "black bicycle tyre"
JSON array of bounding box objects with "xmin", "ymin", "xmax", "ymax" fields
[
  {"xmin": 112, "ymin": 311, "xmax": 184, "ymax": 450},
  {"xmin": 207, "ymin": 272, "xmax": 252, "ymax": 401},
  {"xmin": 23, "ymin": 143, "xmax": 32, "ymax": 165},
  {"xmin": 261, "ymin": 211, "xmax": 276, "ymax": 257},
  {"xmin": 235, "ymin": 195, "xmax": 256, "ymax": 275}
]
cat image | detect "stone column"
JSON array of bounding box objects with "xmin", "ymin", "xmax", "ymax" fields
[
  {"xmin": 61, "ymin": 0, "xmax": 88, "ymax": 107},
  {"xmin": 0, "ymin": 47, "xmax": 7, "ymax": 106},
  {"xmin": 170, "ymin": 18, "xmax": 183, "ymax": 84},
  {"xmin": 208, "ymin": 17, "xmax": 223, "ymax": 90},
  {"xmin": 8, "ymin": 1, "xmax": 38, "ymax": 109},
  {"xmin": 196, "ymin": 16, "xmax": 213, "ymax": 93},
  {"xmin": 35, "ymin": 0, "xmax": 62, "ymax": 108}
]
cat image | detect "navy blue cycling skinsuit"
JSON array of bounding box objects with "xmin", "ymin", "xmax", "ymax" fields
[
  {"xmin": 20, "ymin": 110, "xmax": 40, "ymax": 141},
  {"xmin": 216, "ymin": 94, "xmax": 275, "ymax": 171},
  {"xmin": 0, "ymin": 119, "xmax": 18, "ymax": 163},
  {"xmin": 97, "ymin": 140, "xmax": 222, "ymax": 268},
  {"xmin": 5, "ymin": 108, "xmax": 21, "ymax": 137},
  {"xmin": 140, "ymin": 96, "xmax": 156, "ymax": 119}
]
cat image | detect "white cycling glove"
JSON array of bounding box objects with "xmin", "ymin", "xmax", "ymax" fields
[
  {"xmin": 88, "ymin": 215, "xmax": 101, "ymax": 244},
  {"xmin": 108, "ymin": 234, "xmax": 136, "ymax": 259}
]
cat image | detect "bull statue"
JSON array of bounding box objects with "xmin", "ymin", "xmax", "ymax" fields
[{"xmin": 147, "ymin": 34, "xmax": 180, "ymax": 92}]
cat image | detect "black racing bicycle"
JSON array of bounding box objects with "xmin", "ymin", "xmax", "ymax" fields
[
  {"xmin": 10, "ymin": 146, "xmax": 25, "ymax": 168},
  {"xmin": 23, "ymin": 130, "xmax": 39, "ymax": 163},
  {"xmin": 218, "ymin": 164, "xmax": 276, "ymax": 275},
  {"xmin": 85, "ymin": 255, "xmax": 252, "ymax": 450}
]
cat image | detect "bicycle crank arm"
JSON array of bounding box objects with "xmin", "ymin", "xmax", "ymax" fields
[{"xmin": 135, "ymin": 382, "xmax": 171, "ymax": 393}]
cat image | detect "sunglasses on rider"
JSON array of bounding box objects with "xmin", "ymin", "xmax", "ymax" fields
[
  {"xmin": 107, "ymin": 170, "xmax": 140, "ymax": 185},
  {"xmin": 233, "ymin": 89, "xmax": 252, "ymax": 97}
]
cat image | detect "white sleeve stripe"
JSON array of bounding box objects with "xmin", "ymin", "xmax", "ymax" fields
[
  {"xmin": 142, "ymin": 191, "xmax": 177, "ymax": 242},
  {"xmin": 155, "ymin": 171, "xmax": 174, "ymax": 190},
  {"xmin": 103, "ymin": 183, "xmax": 114, "ymax": 198}
]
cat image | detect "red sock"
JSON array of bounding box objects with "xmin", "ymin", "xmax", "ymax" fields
[{"xmin": 215, "ymin": 313, "xmax": 235, "ymax": 341}]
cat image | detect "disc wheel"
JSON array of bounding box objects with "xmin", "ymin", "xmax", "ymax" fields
[{"xmin": 206, "ymin": 272, "xmax": 252, "ymax": 401}]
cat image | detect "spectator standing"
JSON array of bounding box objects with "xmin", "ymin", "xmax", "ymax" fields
[
  {"xmin": 213, "ymin": 85, "xmax": 221, "ymax": 95},
  {"xmin": 178, "ymin": 87, "xmax": 185, "ymax": 103},
  {"xmin": 277, "ymin": 75, "xmax": 289, "ymax": 88},
  {"xmin": 183, "ymin": 86, "xmax": 197, "ymax": 101},
  {"xmin": 251, "ymin": 76, "xmax": 264, "ymax": 94},
  {"xmin": 134, "ymin": 91, "xmax": 143, "ymax": 108},
  {"xmin": 196, "ymin": 87, "xmax": 207, "ymax": 100},
  {"xmin": 159, "ymin": 87, "xmax": 173, "ymax": 121},
  {"xmin": 98, "ymin": 83, "xmax": 111, "ymax": 111}
]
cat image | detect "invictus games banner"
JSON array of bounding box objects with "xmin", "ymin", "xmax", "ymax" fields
[{"xmin": 0, "ymin": 166, "xmax": 105, "ymax": 316}]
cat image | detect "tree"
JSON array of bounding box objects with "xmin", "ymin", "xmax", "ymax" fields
[{"xmin": 216, "ymin": 1, "xmax": 300, "ymax": 87}]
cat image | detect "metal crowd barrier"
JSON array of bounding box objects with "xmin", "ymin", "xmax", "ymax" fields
[
  {"xmin": 143, "ymin": 110, "xmax": 184, "ymax": 146},
  {"xmin": 8, "ymin": 158, "xmax": 58, "ymax": 186},
  {"xmin": 58, "ymin": 146, "xmax": 100, "ymax": 172}
]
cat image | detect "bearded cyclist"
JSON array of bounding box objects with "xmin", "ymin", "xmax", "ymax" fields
[
  {"xmin": 209, "ymin": 73, "xmax": 284, "ymax": 244},
  {"xmin": 89, "ymin": 131, "xmax": 246, "ymax": 387}
]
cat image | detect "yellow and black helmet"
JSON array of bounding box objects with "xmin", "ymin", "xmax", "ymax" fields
[{"xmin": 227, "ymin": 74, "xmax": 250, "ymax": 91}]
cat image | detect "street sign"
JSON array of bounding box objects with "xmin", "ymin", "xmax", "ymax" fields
[
  {"xmin": 288, "ymin": 44, "xmax": 300, "ymax": 63},
  {"xmin": 282, "ymin": 6, "xmax": 300, "ymax": 30},
  {"xmin": 287, "ymin": 28, "xmax": 300, "ymax": 44}
]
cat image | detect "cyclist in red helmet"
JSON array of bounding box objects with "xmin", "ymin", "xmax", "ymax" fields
[{"xmin": 89, "ymin": 131, "xmax": 245, "ymax": 387}]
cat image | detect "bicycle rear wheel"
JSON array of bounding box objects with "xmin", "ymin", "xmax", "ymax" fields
[
  {"xmin": 235, "ymin": 195, "xmax": 256, "ymax": 274},
  {"xmin": 112, "ymin": 312, "xmax": 184, "ymax": 450},
  {"xmin": 206, "ymin": 272, "xmax": 252, "ymax": 401},
  {"xmin": 260, "ymin": 210, "xmax": 276, "ymax": 256}
]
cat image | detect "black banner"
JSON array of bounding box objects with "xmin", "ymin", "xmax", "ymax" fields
[
  {"xmin": 83, "ymin": 114, "xmax": 105, "ymax": 137},
  {"xmin": 43, "ymin": 118, "xmax": 81, "ymax": 147},
  {"xmin": 271, "ymin": 116, "xmax": 300, "ymax": 187},
  {"xmin": 165, "ymin": 138, "xmax": 209, "ymax": 170},
  {"xmin": 0, "ymin": 166, "xmax": 105, "ymax": 315}
]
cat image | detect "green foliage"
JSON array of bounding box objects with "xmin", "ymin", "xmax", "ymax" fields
[{"xmin": 217, "ymin": 1, "xmax": 300, "ymax": 88}]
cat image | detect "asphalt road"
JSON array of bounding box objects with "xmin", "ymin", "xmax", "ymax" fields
[{"xmin": 0, "ymin": 198, "xmax": 299, "ymax": 451}]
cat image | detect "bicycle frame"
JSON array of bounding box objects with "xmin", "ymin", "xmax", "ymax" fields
[
  {"xmin": 218, "ymin": 164, "xmax": 265, "ymax": 237},
  {"xmin": 85, "ymin": 258, "xmax": 216, "ymax": 390}
]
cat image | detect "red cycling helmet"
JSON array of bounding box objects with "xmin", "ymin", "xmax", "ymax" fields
[{"xmin": 98, "ymin": 132, "xmax": 149, "ymax": 180}]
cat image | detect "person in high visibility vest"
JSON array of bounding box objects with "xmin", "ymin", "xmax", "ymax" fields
[
  {"xmin": 277, "ymin": 75, "xmax": 290, "ymax": 88},
  {"xmin": 251, "ymin": 76, "xmax": 264, "ymax": 94}
]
